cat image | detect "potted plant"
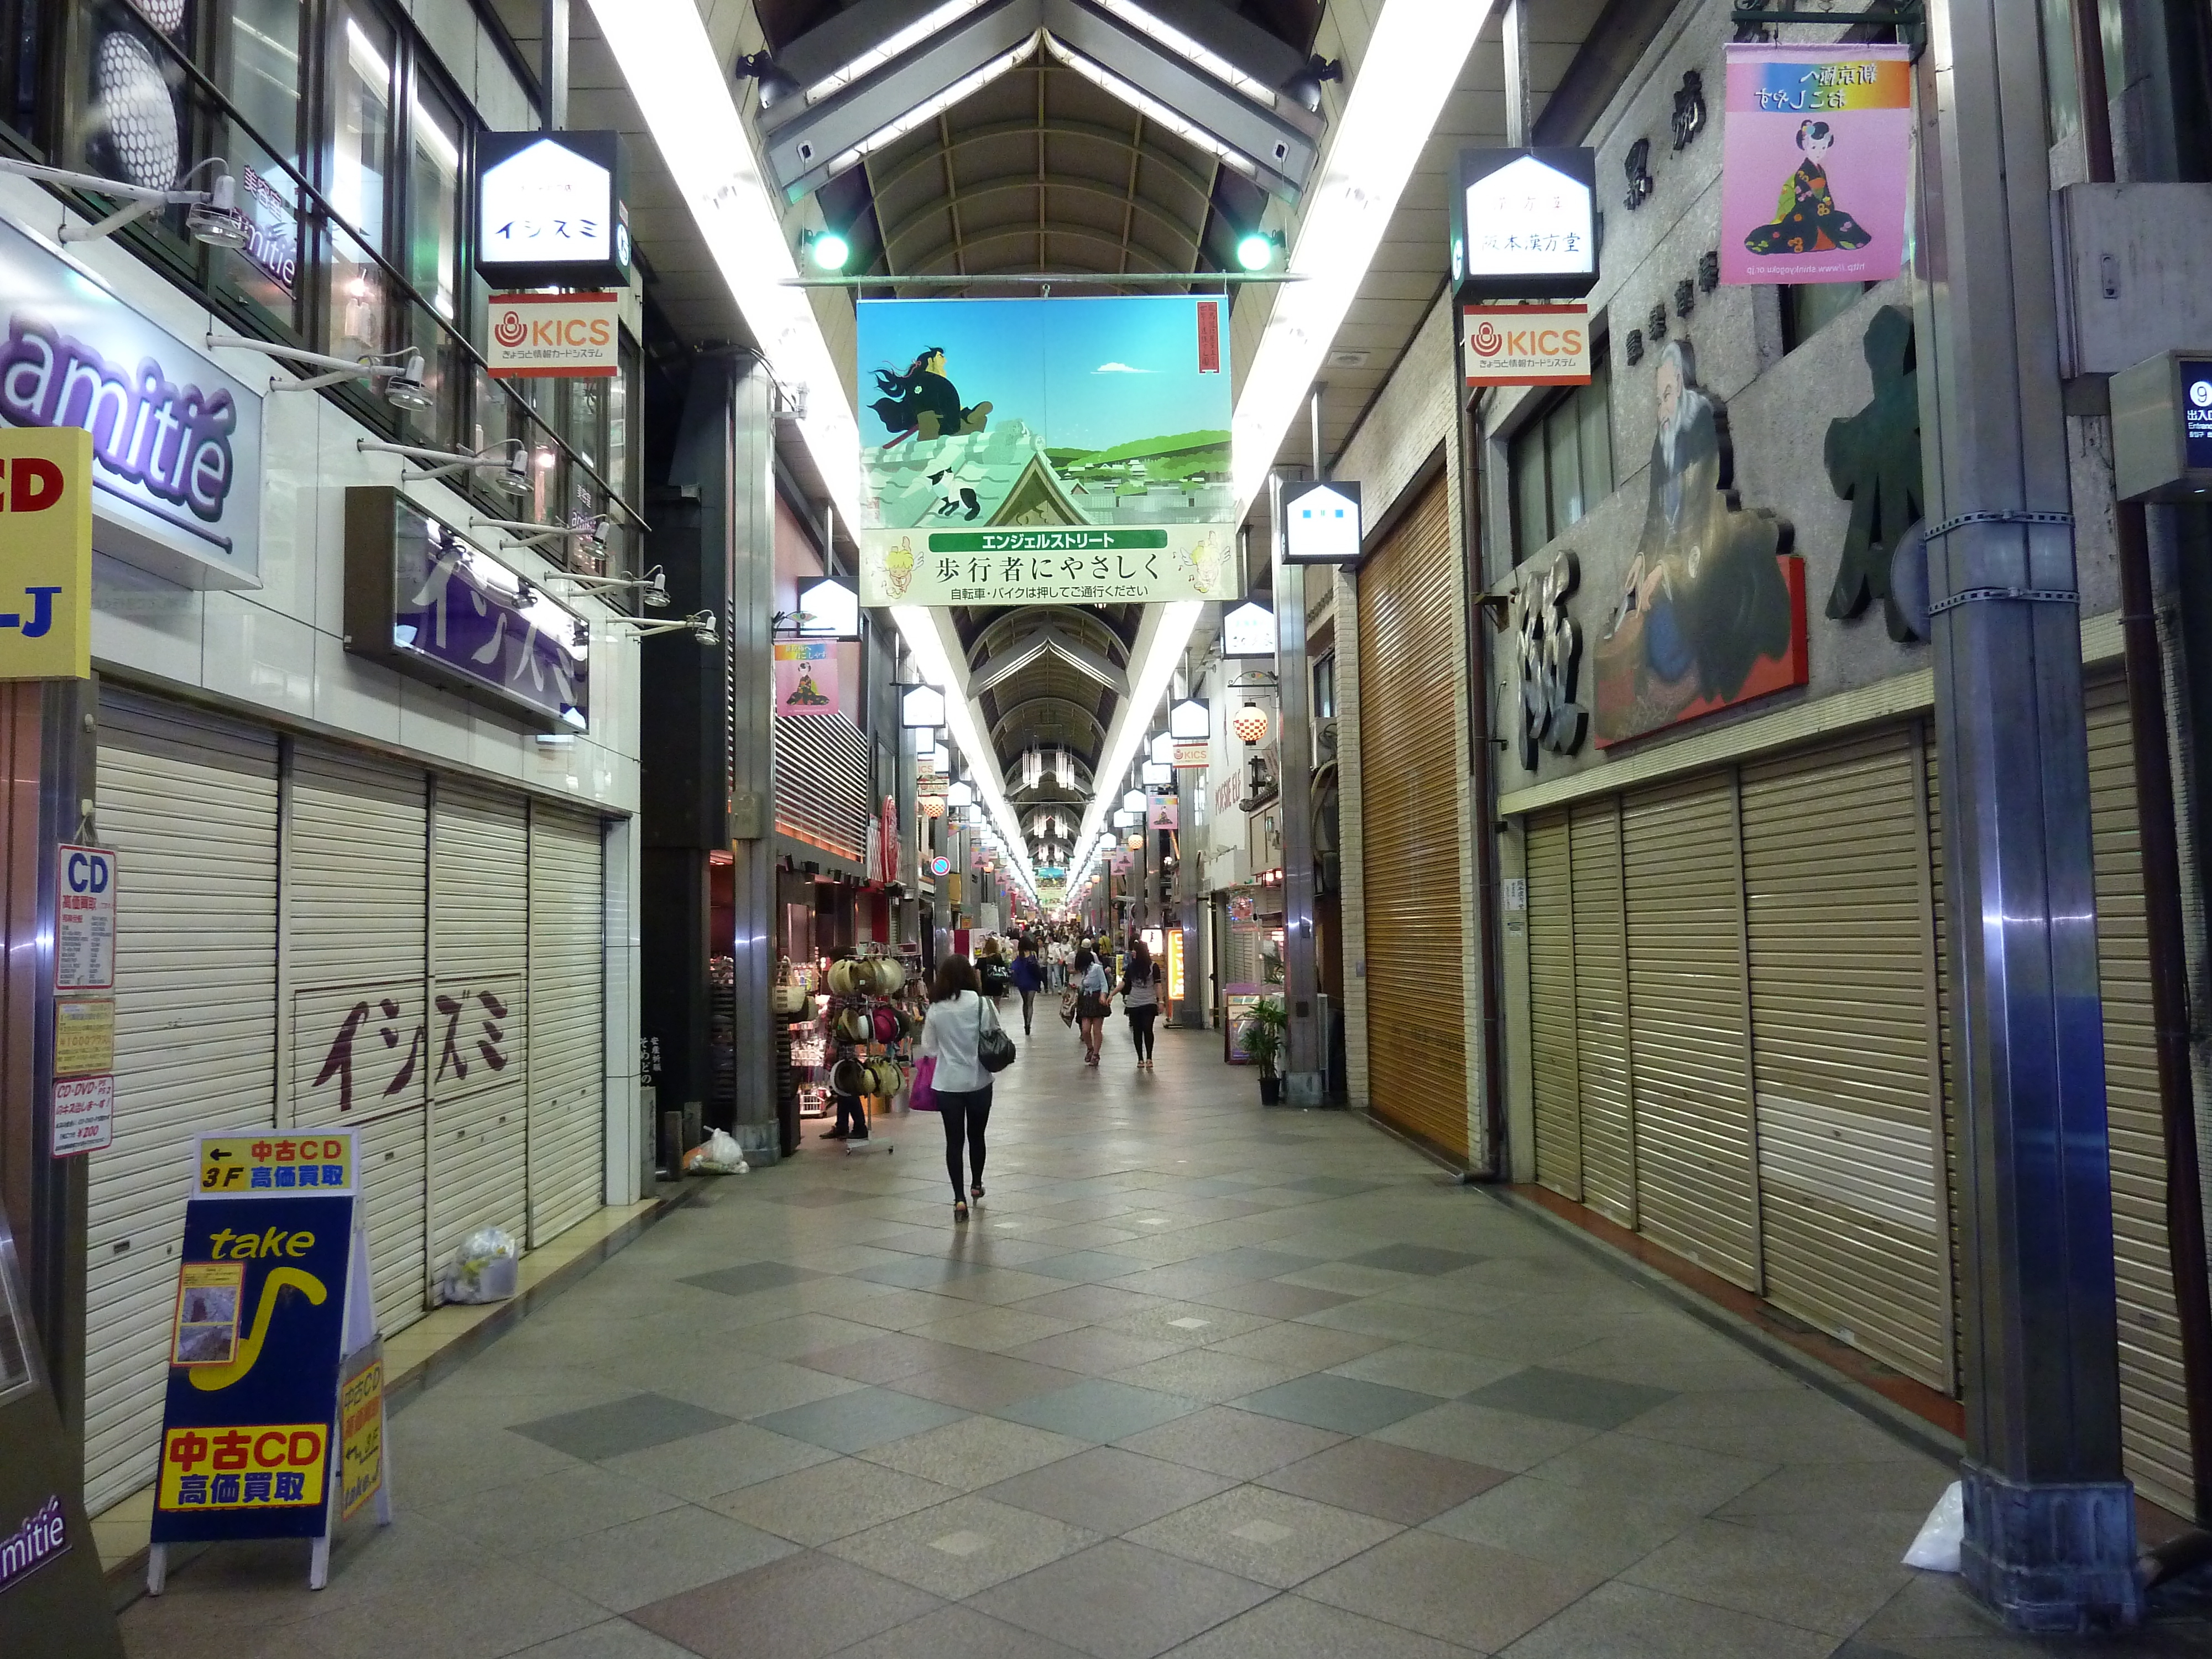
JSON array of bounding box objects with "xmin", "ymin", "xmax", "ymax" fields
[{"xmin": 1240, "ymin": 996, "xmax": 1288, "ymax": 1104}]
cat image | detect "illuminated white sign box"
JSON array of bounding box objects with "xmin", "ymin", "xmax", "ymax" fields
[
  {"xmin": 1277, "ymin": 479, "xmax": 1363, "ymax": 566},
  {"xmin": 1450, "ymin": 147, "xmax": 1599, "ymax": 302},
  {"xmin": 475, "ymin": 132, "xmax": 633, "ymax": 290}
]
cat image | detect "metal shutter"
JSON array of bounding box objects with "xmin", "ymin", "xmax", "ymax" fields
[
  {"xmin": 1622, "ymin": 771, "xmax": 1760, "ymax": 1287},
  {"xmin": 2083, "ymin": 674, "xmax": 2195, "ymax": 1514},
  {"xmin": 1739, "ymin": 728, "xmax": 1949, "ymax": 1386},
  {"xmin": 1570, "ymin": 798, "xmax": 1635, "ymax": 1225},
  {"xmin": 285, "ymin": 739, "xmax": 429, "ymax": 1338},
  {"xmin": 429, "ymin": 779, "xmax": 530, "ymax": 1276},
  {"xmin": 1925, "ymin": 729, "xmax": 1963, "ymax": 1392},
  {"xmin": 85, "ymin": 691, "xmax": 279, "ymax": 1514},
  {"xmin": 1525, "ymin": 808, "xmax": 1579, "ymax": 1198},
  {"xmin": 774, "ymin": 713, "xmax": 872, "ymax": 863},
  {"xmin": 528, "ymin": 803, "xmax": 604, "ymax": 1243},
  {"xmin": 1355, "ymin": 478, "xmax": 1468, "ymax": 1156}
]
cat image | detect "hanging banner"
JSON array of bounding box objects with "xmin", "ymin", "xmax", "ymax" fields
[
  {"xmin": 1149, "ymin": 799, "xmax": 1178, "ymax": 831},
  {"xmin": 1172, "ymin": 740, "xmax": 1209, "ymax": 769},
  {"xmin": 772, "ymin": 641, "xmax": 840, "ymax": 716},
  {"xmin": 854, "ymin": 296, "xmax": 1239, "ymax": 608},
  {"xmin": 1721, "ymin": 42, "xmax": 1913, "ymax": 287}
]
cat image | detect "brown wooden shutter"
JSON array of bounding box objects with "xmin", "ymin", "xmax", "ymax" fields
[
  {"xmin": 1623, "ymin": 771, "xmax": 1760, "ymax": 1287},
  {"xmin": 1526, "ymin": 808, "xmax": 1579, "ymax": 1197},
  {"xmin": 1357, "ymin": 477, "xmax": 1468, "ymax": 1158},
  {"xmin": 1570, "ymin": 798, "xmax": 1635, "ymax": 1225},
  {"xmin": 1739, "ymin": 728, "xmax": 1949, "ymax": 1386}
]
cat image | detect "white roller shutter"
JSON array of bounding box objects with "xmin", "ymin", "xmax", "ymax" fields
[
  {"xmin": 430, "ymin": 779, "xmax": 530, "ymax": 1274},
  {"xmin": 1739, "ymin": 729, "xmax": 1949, "ymax": 1387},
  {"xmin": 1525, "ymin": 810, "xmax": 1579, "ymax": 1199},
  {"xmin": 1569, "ymin": 799, "xmax": 1635, "ymax": 1227},
  {"xmin": 529, "ymin": 804, "xmax": 604, "ymax": 1243},
  {"xmin": 285, "ymin": 739, "xmax": 429, "ymax": 1337},
  {"xmin": 85, "ymin": 691, "xmax": 279, "ymax": 1514}
]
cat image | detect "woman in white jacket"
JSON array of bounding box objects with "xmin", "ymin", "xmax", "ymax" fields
[{"xmin": 919, "ymin": 954, "xmax": 1005, "ymax": 1220}]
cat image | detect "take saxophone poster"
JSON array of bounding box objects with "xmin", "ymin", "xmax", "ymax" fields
[{"xmin": 853, "ymin": 295, "xmax": 1239, "ymax": 608}]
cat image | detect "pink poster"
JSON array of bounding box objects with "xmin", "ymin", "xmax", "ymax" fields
[
  {"xmin": 1720, "ymin": 42, "xmax": 1912, "ymax": 287},
  {"xmin": 773, "ymin": 641, "xmax": 839, "ymax": 716}
]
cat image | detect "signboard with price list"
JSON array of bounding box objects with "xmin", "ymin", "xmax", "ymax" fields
[{"xmin": 146, "ymin": 1128, "xmax": 391, "ymax": 1592}]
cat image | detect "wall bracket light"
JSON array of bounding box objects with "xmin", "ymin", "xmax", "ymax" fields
[{"xmin": 358, "ymin": 438, "xmax": 534, "ymax": 495}]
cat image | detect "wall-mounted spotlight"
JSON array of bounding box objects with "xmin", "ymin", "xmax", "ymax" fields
[
  {"xmin": 4, "ymin": 155, "xmax": 247, "ymax": 246},
  {"xmin": 800, "ymin": 227, "xmax": 851, "ymax": 272},
  {"xmin": 1280, "ymin": 54, "xmax": 1343, "ymax": 114},
  {"xmin": 357, "ymin": 437, "xmax": 534, "ymax": 496},
  {"xmin": 211, "ymin": 332, "xmax": 432, "ymax": 410},
  {"xmin": 733, "ymin": 49, "xmax": 802, "ymax": 111},
  {"xmin": 1235, "ymin": 228, "xmax": 1286, "ymax": 273}
]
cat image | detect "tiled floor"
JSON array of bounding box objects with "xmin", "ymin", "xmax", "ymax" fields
[{"xmin": 118, "ymin": 1023, "xmax": 2212, "ymax": 1657}]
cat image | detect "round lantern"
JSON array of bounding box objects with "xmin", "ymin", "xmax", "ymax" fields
[
  {"xmin": 1233, "ymin": 701, "xmax": 1270, "ymax": 744},
  {"xmin": 922, "ymin": 797, "xmax": 945, "ymax": 817}
]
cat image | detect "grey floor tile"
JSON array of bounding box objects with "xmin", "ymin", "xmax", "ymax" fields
[
  {"xmin": 1373, "ymin": 1401, "xmax": 1603, "ymax": 1472},
  {"xmin": 517, "ymin": 1501, "xmax": 799, "ymax": 1612},
  {"xmin": 1026, "ymin": 1250, "xmax": 1156, "ymax": 1282},
  {"xmin": 1620, "ymin": 1514, "xmax": 1914, "ymax": 1636},
  {"xmin": 825, "ymin": 1493, "xmax": 1098, "ymax": 1598},
  {"xmin": 752, "ymin": 1386, "xmax": 971, "ymax": 1453},
  {"xmin": 1345, "ymin": 1245, "xmax": 1486, "ymax": 1277},
  {"xmin": 1207, "ymin": 1323, "xmax": 1390, "ymax": 1372},
  {"xmin": 1186, "ymin": 1280, "xmax": 1355, "ymax": 1320},
  {"xmin": 627, "ymin": 1549, "xmax": 943, "ymax": 1659},
  {"xmin": 907, "ymin": 1305, "xmax": 1083, "ymax": 1353},
  {"xmin": 1126, "ymin": 1485, "xmax": 1401, "ymax": 1589},
  {"xmin": 708, "ymin": 1457, "xmax": 960, "ymax": 1545},
  {"xmin": 895, "ymin": 1352, "xmax": 1091, "ymax": 1412},
  {"xmin": 1716, "ymin": 1460, "xmax": 1955, "ymax": 1520},
  {"xmin": 1172, "ymin": 1249, "xmax": 1315, "ymax": 1281},
  {"xmin": 849, "ymin": 1254, "xmax": 992, "ymax": 1290},
  {"xmin": 1011, "ymin": 1327, "xmax": 1194, "ymax": 1376},
  {"xmin": 1115, "ymin": 1405, "xmax": 1349, "ymax": 1480},
  {"xmin": 970, "ymin": 1539, "xmax": 1276, "ymax": 1659},
  {"xmin": 981, "ymin": 1444, "xmax": 1237, "ymax": 1533},
  {"xmin": 997, "ymin": 1378, "xmax": 1204, "ymax": 1442},
  {"xmin": 1260, "ymin": 1436, "xmax": 1509, "ymax": 1525},
  {"xmin": 1626, "ymin": 1386, "xmax": 1930, "ymax": 1464},
  {"xmin": 600, "ymin": 1420, "xmax": 839, "ymax": 1502},
  {"xmin": 1462, "ymin": 1365, "xmax": 1678, "ymax": 1430},
  {"xmin": 512, "ymin": 1392, "xmax": 739, "ymax": 1462},
  {"xmin": 1302, "ymin": 1528, "xmax": 1600, "ymax": 1652},
  {"xmin": 1109, "ymin": 1348, "xmax": 1307, "ymax": 1405},
  {"xmin": 419, "ymin": 1462, "xmax": 685, "ymax": 1552},
  {"xmin": 1326, "ymin": 1344, "xmax": 1521, "ymax": 1400},
  {"xmin": 681, "ymin": 1260, "xmax": 828, "ymax": 1298},
  {"xmin": 1233, "ymin": 1374, "xmax": 1437, "ymax": 1435},
  {"xmin": 862, "ymin": 1414, "xmax": 1090, "ymax": 1489},
  {"xmin": 1425, "ymin": 1473, "xmax": 1705, "ymax": 1577},
  {"xmin": 1160, "ymin": 1593, "xmax": 1479, "ymax": 1658},
  {"xmin": 1279, "ymin": 1176, "xmax": 1386, "ymax": 1197},
  {"xmin": 1525, "ymin": 1428, "xmax": 1776, "ymax": 1511},
  {"xmin": 1013, "ymin": 1283, "xmax": 1171, "ymax": 1324},
  {"xmin": 797, "ymin": 1332, "xmax": 974, "ymax": 1384},
  {"xmin": 1500, "ymin": 1578, "xmax": 1837, "ymax": 1657},
  {"xmin": 829, "ymin": 1603, "xmax": 1094, "ymax": 1659},
  {"xmin": 508, "ymin": 1620, "xmax": 703, "ymax": 1658}
]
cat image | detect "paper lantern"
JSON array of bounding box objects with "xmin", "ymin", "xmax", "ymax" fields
[
  {"xmin": 922, "ymin": 797, "xmax": 945, "ymax": 817},
  {"xmin": 1233, "ymin": 701, "xmax": 1270, "ymax": 743}
]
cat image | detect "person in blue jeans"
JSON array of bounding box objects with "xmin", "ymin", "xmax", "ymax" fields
[{"xmin": 1009, "ymin": 938, "xmax": 1046, "ymax": 1034}]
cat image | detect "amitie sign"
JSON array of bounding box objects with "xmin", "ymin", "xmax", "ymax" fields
[
  {"xmin": 0, "ymin": 218, "xmax": 261, "ymax": 588},
  {"xmin": 1463, "ymin": 304, "xmax": 1591, "ymax": 387},
  {"xmin": 486, "ymin": 293, "xmax": 619, "ymax": 379}
]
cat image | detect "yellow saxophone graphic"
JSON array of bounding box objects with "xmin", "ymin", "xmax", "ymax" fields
[{"xmin": 189, "ymin": 1267, "xmax": 326, "ymax": 1392}]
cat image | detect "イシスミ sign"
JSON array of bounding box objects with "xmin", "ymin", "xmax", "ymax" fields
[{"xmin": 475, "ymin": 132, "xmax": 632, "ymax": 290}]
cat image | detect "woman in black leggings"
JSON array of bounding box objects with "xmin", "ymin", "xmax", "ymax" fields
[
  {"xmin": 1121, "ymin": 939, "xmax": 1162, "ymax": 1070},
  {"xmin": 917, "ymin": 953, "xmax": 1002, "ymax": 1219}
]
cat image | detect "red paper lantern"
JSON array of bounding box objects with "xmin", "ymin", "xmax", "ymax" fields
[{"xmin": 1232, "ymin": 701, "xmax": 1270, "ymax": 744}]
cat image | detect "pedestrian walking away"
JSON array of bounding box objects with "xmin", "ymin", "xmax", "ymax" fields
[
  {"xmin": 1010, "ymin": 936, "xmax": 1046, "ymax": 1034},
  {"xmin": 1121, "ymin": 938, "xmax": 1163, "ymax": 1069},
  {"xmin": 1074, "ymin": 946, "xmax": 1110, "ymax": 1066},
  {"xmin": 918, "ymin": 953, "xmax": 1001, "ymax": 1219}
]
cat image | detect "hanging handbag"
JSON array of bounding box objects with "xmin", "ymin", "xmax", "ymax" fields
[
  {"xmin": 1059, "ymin": 985, "xmax": 1079, "ymax": 1026},
  {"xmin": 771, "ymin": 958, "xmax": 808, "ymax": 1017},
  {"xmin": 910, "ymin": 1054, "xmax": 938, "ymax": 1111},
  {"xmin": 977, "ymin": 997, "xmax": 1017, "ymax": 1073}
]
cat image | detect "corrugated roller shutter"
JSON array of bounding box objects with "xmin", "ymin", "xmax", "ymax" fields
[
  {"xmin": 86, "ymin": 691, "xmax": 279, "ymax": 1514},
  {"xmin": 529, "ymin": 804, "xmax": 604, "ymax": 1243},
  {"xmin": 1525, "ymin": 810, "xmax": 1578, "ymax": 1198},
  {"xmin": 1926, "ymin": 729, "xmax": 1961, "ymax": 1392},
  {"xmin": 1570, "ymin": 799, "xmax": 1634, "ymax": 1226},
  {"xmin": 429, "ymin": 779, "xmax": 530, "ymax": 1282},
  {"xmin": 1623, "ymin": 771, "xmax": 1760, "ymax": 1287},
  {"xmin": 774, "ymin": 713, "xmax": 872, "ymax": 862},
  {"xmin": 285, "ymin": 740, "xmax": 429, "ymax": 1338},
  {"xmin": 1740, "ymin": 729, "xmax": 1948, "ymax": 1386},
  {"xmin": 1356, "ymin": 478, "xmax": 1468, "ymax": 1157},
  {"xmin": 2084, "ymin": 673, "xmax": 2195, "ymax": 1514}
]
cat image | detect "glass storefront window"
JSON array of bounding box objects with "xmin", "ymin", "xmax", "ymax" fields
[
  {"xmin": 1509, "ymin": 351, "xmax": 1615, "ymax": 564},
  {"xmin": 71, "ymin": 0, "xmax": 190, "ymax": 192},
  {"xmin": 220, "ymin": 0, "xmax": 305, "ymax": 325},
  {"xmin": 325, "ymin": 2, "xmax": 393, "ymax": 359}
]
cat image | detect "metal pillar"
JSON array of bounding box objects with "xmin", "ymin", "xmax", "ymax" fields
[
  {"xmin": 540, "ymin": 0, "xmax": 567, "ymax": 129},
  {"xmin": 1501, "ymin": 0, "xmax": 1530, "ymax": 148},
  {"xmin": 1922, "ymin": 0, "xmax": 2138, "ymax": 1627},
  {"xmin": 1172, "ymin": 752, "xmax": 1202, "ymax": 1027},
  {"xmin": 1275, "ymin": 390, "xmax": 1323, "ymax": 1104}
]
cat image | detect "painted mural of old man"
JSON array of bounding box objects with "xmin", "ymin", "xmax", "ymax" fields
[{"xmin": 1593, "ymin": 338, "xmax": 1804, "ymax": 744}]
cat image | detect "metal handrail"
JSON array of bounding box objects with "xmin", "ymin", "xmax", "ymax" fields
[{"xmin": 67, "ymin": 0, "xmax": 646, "ymax": 529}]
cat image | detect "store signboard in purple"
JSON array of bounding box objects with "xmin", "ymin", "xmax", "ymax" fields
[{"xmin": 343, "ymin": 488, "xmax": 589, "ymax": 734}]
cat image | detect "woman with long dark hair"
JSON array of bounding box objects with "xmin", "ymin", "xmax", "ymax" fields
[
  {"xmin": 1074, "ymin": 946, "xmax": 1110, "ymax": 1066},
  {"xmin": 918, "ymin": 954, "xmax": 1002, "ymax": 1220},
  {"xmin": 1120, "ymin": 939, "xmax": 1163, "ymax": 1070}
]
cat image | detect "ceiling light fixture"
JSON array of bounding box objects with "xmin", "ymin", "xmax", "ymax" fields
[
  {"xmin": 801, "ymin": 227, "xmax": 851, "ymax": 272},
  {"xmin": 827, "ymin": 35, "xmax": 1040, "ymax": 178},
  {"xmin": 1235, "ymin": 228, "xmax": 1284, "ymax": 272},
  {"xmin": 731, "ymin": 49, "xmax": 802, "ymax": 111},
  {"xmin": 801, "ymin": 0, "xmax": 993, "ymax": 105},
  {"xmin": 1040, "ymin": 32, "xmax": 1258, "ymax": 179},
  {"xmin": 1091, "ymin": 0, "xmax": 1281, "ymax": 106}
]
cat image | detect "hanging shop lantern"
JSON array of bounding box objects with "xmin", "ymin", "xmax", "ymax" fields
[
  {"xmin": 1233, "ymin": 701, "xmax": 1270, "ymax": 743},
  {"xmin": 922, "ymin": 797, "xmax": 945, "ymax": 817}
]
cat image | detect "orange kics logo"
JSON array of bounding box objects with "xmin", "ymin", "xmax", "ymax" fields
[
  {"xmin": 483, "ymin": 291, "xmax": 622, "ymax": 379},
  {"xmin": 493, "ymin": 309, "xmax": 529, "ymax": 348},
  {"xmin": 1462, "ymin": 302, "xmax": 1593, "ymax": 388},
  {"xmin": 1472, "ymin": 322, "xmax": 1584, "ymax": 359}
]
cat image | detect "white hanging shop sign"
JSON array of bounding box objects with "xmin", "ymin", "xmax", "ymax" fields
[{"xmin": 0, "ymin": 218, "xmax": 262, "ymax": 589}]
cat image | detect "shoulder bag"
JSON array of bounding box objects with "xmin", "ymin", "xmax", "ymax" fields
[{"xmin": 977, "ymin": 995, "xmax": 1018, "ymax": 1073}]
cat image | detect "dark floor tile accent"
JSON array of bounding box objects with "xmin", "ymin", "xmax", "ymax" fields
[
  {"xmin": 512, "ymin": 1392, "xmax": 738, "ymax": 1461},
  {"xmin": 1232, "ymin": 1374, "xmax": 1437, "ymax": 1436},
  {"xmin": 681, "ymin": 1260, "xmax": 826, "ymax": 1298},
  {"xmin": 980, "ymin": 1444, "xmax": 1236, "ymax": 1534},
  {"xmin": 1344, "ymin": 1244, "xmax": 1486, "ymax": 1277},
  {"xmin": 1024, "ymin": 1251, "xmax": 1153, "ymax": 1283},
  {"xmin": 849, "ymin": 1255, "xmax": 991, "ymax": 1291},
  {"xmin": 894, "ymin": 1352, "xmax": 1089, "ymax": 1413},
  {"xmin": 627, "ymin": 1548, "xmax": 942, "ymax": 1659},
  {"xmin": 969, "ymin": 1539, "xmax": 1274, "ymax": 1659},
  {"xmin": 995, "ymin": 1378, "xmax": 1202, "ymax": 1443},
  {"xmin": 1463, "ymin": 1365, "xmax": 1678, "ymax": 1430},
  {"xmin": 1259, "ymin": 1436, "xmax": 1510, "ymax": 1524},
  {"xmin": 799, "ymin": 1332, "xmax": 972, "ymax": 1385},
  {"xmin": 1187, "ymin": 1280, "xmax": 1354, "ymax": 1321},
  {"xmin": 752, "ymin": 1386, "xmax": 970, "ymax": 1453}
]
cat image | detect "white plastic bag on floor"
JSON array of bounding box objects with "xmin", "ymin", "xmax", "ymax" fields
[
  {"xmin": 441, "ymin": 1227, "xmax": 519, "ymax": 1304},
  {"xmin": 684, "ymin": 1128, "xmax": 750, "ymax": 1175},
  {"xmin": 1902, "ymin": 1480, "xmax": 1964, "ymax": 1572}
]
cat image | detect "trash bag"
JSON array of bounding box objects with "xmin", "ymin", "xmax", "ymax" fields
[
  {"xmin": 441, "ymin": 1227, "xmax": 519, "ymax": 1305},
  {"xmin": 684, "ymin": 1128, "xmax": 750, "ymax": 1175},
  {"xmin": 1902, "ymin": 1480, "xmax": 1964, "ymax": 1572}
]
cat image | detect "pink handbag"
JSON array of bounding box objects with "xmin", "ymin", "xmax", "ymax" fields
[{"xmin": 910, "ymin": 1055, "xmax": 939, "ymax": 1111}]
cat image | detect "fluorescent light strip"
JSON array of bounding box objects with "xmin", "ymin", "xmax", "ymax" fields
[
  {"xmin": 1092, "ymin": 0, "xmax": 1280, "ymax": 108},
  {"xmin": 586, "ymin": 0, "xmax": 860, "ymax": 511},
  {"xmin": 829, "ymin": 34, "xmax": 1041, "ymax": 177},
  {"xmin": 804, "ymin": 0, "xmax": 993, "ymax": 105},
  {"xmin": 1040, "ymin": 34, "xmax": 1257, "ymax": 178},
  {"xmin": 894, "ymin": 605, "xmax": 1039, "ymax": 898},
  {"xmin": 1230, "ymin": 0, "xmax": 1493, "ymax": 512},
  {"xmin": 1067, "ymin": 598, "xmax": 1202, "ymax": 880}
]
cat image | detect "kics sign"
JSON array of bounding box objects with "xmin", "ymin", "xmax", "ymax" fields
[
  {"xmin": 0, "ymin": 427, "xmax": 92, "ymax": 679},
  {"xmin": 1462, "ymin": 304, "xmax": 1592, "ymax": 387},
  {"xmin": 484, "ymin": 293, "xmax": 620, "ymax": 379}
]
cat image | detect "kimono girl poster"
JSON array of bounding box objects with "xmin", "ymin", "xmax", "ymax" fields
[{"xmin": 1720, "ymin": 43, "xmax": 1913, "ymax": 287}]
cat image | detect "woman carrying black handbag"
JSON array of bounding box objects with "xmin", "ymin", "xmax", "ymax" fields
[{"xmin": 918, "ymin": 954, "xmax": 1014, "ymax": 1220}]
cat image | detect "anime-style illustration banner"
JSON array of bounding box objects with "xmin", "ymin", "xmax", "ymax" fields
[
  {"xmin": 853, "ymin": 296, "xmax": 1239, "ymax": 608},
  {"xmin": 1720, "ymin": 42, "xmax": 1913, "ymax": 287},
  {"xmin": 773, "ymin": 641, "xmax": 841, "ymax": 717}
]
